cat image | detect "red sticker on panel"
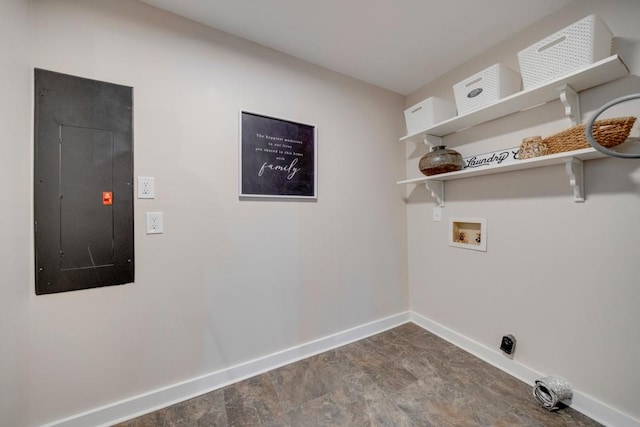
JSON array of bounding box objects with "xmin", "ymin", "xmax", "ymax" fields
[{"xmin": 103, "ymin": 191, "xmax": 113, "ymax": 205}]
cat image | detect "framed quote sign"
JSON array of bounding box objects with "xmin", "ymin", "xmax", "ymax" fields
[{"xmin": 239, "ymin": 111, "xmax": 317, "ymax": 199}]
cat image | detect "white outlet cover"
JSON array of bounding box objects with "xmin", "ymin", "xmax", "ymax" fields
[
  {"xmin": 138, "ymin": 176, "xmax": 155, "ymax": 199},
  {"xmin": 433, "ymin": 207, "xmax": 442, "ymax": 221},
  {"xmin": 146, "ymin": 211, "xmax": 163, "ymax": 234}
]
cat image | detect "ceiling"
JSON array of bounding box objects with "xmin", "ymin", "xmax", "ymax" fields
[{"xmin": 141, "ymin": 0, "xmax": 571, "ymax": 96}]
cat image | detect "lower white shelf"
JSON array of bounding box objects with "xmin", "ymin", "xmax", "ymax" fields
[{"xmin": 398, "ymin": 148, "xmax": 608, "ymax": 205}]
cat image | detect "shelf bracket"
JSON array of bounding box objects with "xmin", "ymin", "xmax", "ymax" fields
[
  {"xmin": 424, "ymin": 181, "xmax": 445, "ymax": 207},
  {"xmin": 424, "ymin": 134, "xmax": 442, "ymax": 149},
  {"xmin": 565, "ymin": 157, "xmax": 584, "ymax": 202},
  {"xmin": 558, "ymin": 84, "xmax": 581, "ymax": 125}
]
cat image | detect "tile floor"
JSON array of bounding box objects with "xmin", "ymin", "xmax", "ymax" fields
[{"xmin": 116, "ymin": 323, "xmax": 600, "ymax": 426}]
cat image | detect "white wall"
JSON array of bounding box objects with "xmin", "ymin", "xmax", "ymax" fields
[
  {"xmin": 406, "ymin": 0, "xmax": 640, "ymax": 421},
  {"xmin": 0, "ymin": 0, "xmax": 31, "ymax": 425},
  {"xmin": 18, "ymin": 0, "xmax": 407, "ymax": 424}
]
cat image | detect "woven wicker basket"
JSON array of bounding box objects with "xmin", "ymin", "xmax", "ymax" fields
[{"xmin": 543, "ymin": 116, "xmax": 636, "ymax": 154}]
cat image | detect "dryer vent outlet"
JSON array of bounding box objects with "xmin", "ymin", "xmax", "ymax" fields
[{"xmin": 500, "ymin": 334, "xmax": 516, "ymax": 355}]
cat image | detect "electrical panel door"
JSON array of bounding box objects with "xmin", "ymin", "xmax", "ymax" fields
[{"xmin": 34, "ymin": 69, "xmax": 134, "ymax": 294}]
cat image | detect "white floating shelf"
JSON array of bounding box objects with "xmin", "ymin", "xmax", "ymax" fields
[
  {"xmin": 398, "ymin": 148, "xmax": 605, "ymax": 184},
  {"xmin": 398, "ymin": 148, "xmax": 609, "ymax": 204},
  {"xmin": 400, "ymin": 55, "xmax": 629, "ymax": 143}
]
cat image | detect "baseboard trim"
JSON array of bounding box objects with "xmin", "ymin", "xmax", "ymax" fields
[
  {"xmin": 43, "ymin": 310, "xmax": 639, "ymax": 427},
  {"xmin": 410, "ymin": 311, "xmax": 640, "ymax": 427},
  {"xmin": 43, "ymin": 311, "xmax": 411, "ymax": 427}
]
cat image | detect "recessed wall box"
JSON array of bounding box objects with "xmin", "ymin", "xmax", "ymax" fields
[
  {"xmin": 500, "ymin": 334, "xmax": 517, "ymax": 355},
  {"xmin": 449, "ymin": 217, "xmax": 487, "ymax": 252}
]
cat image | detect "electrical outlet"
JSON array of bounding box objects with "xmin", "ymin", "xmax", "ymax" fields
[
  {"xmin": 432, "ymin": 207, "xmax": 442, "ymax": 221},
  {"xmin": 146, "ymin": 212, "xmax": 163, "ymax": 234},
  {"xmin": 138, "ymin": 176, "xmax": 155, "ymax": 199}
]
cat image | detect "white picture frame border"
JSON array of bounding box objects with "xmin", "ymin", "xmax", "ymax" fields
[{"xmin": 239, "ymin": 109, "xmax": 318, "ymax": 199}]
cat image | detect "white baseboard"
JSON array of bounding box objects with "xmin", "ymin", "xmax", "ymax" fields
[
  {"xmin": 43, "ymin": 311, "xmax": 411, "ymax": 427},
  {"xmin": 43, "ymin": 310, "xmax": 639, "ymax": 427},
  {"xmin": 410, "ymin": 311, "xmax": 640, "ymax": 427}
]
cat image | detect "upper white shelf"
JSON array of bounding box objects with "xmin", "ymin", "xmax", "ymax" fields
[
  {"xmin": 397, "ymin": 148, "xmax": 606, "ymax": 185},
  {"xmin": 400, "ymin": 55, "xmax": 629, "ymax": 143}
]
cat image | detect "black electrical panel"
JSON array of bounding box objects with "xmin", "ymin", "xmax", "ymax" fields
[{"xmin": 34, "ymin": 69, "xmax": 134, "ymax": 294}]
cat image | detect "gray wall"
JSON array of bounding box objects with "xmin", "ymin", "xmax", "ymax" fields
[
  {"xmin": 406, "ymin": 0, "xmax": 640, "ymax": 420},
  {"xmin": 5, "ymin": 0, "xmax": 408, "ymax": 424},
  {"xmin": 0, "ymin": 0, "xmax": 31, "ymax": 425}
]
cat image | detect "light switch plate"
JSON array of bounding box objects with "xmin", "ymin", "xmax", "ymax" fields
[
  {"xmin": 138, "ymin": 176, "xmax": 155, "ymax": 199},
  {"xmin": 146, "ymin": 212, "xmax": 163, "ymax": 234}
]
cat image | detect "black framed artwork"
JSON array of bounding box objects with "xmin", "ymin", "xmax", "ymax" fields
[{"xmin": 239, "ymin": 111, "xmax": 317, "ymax": 199}]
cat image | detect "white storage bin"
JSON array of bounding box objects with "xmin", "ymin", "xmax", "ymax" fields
[
  {"xmin": 404, "ymin": 97, "xmax": 456, "ymax": 134},
  {"xmin": 453, "ymin": 64, "xmax": 521, "ymax": 114},
  {"xmin": 518, "ymin": 14, "xmax": 612, "ymax": 89}
]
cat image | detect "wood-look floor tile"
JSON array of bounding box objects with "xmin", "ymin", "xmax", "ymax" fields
[
  {"xmin": 340, "ymin": 371, "xmax": 415, "ymax": 427},
  {"xmin": 223, "ymin": 375, "xmax": 287, "ymax": 427},
  {"xmin": 346, "ymin": 337, "xmax": 381, "ymax": 355},
  {"xmin": 486, "ymin": 410, "xmax": 547, "ymax": 427},
  {"xmin": 172, "ymin": 390, "xmax": 227, "ymax": 426},
  {"xmin": 345, "ymin": 346, "xmax": 419, "ymax": 394},
  {"xmin": 537, "ymin": 405, "xmax": 603, "ymax": 426},
  {"xmin": 374, "ymin": 339, "xmax": 421, "ymax": 361},
  {"xmin": 364, "ymin": 329, "xmax": 409, "ymax": 348},
  {"xmin": 287, "ymin": 371, "xmax": 414, "ymax": 427},
  {"xmin": 286, "ymin": 384, "xmax": 369, "ymax": 426},
  {"xmin": 395, "ymin": 378, "xmax": 496, "ymax": 427},
  {"xmin": 308, "ymin": 348, "xmax": 366, "ymax": 391},
  {"xmin": 114, "ymin": 411, "xmax": 164, "ymax": 427},
  {"xmin": 268, "ymin": 356, "xmax": 335, "ymax": 413},
  {"xmin": 115, "ymin": 390, "xmax": 227, "ymax": 427},
  {"xmin": 402, "ymin": 329, "xmax": 458, "ymax": 354},
  {"xmin": 114, "ymin": 324, "xmax": 602, "ymax": 426},
  {"xmin": 391, "ymin": 322, "xmax": 425, "ymax": 338},
  {"xmin": 343, "ymin": 341, "xmax": 387, "ymax": 367},
  {"xmin": 397, "ymin": 350, "xmax": 441, "ymax": 382}
]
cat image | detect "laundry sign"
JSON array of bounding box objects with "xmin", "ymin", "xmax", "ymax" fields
[{"xmin": 463, "ymin": 147, "xmax": 520, "ymax": 169}]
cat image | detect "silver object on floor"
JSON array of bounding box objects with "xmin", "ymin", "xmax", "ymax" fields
[{"xmin": 533, "ymin": 375, "xmax": 573, "ymax": 411}]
